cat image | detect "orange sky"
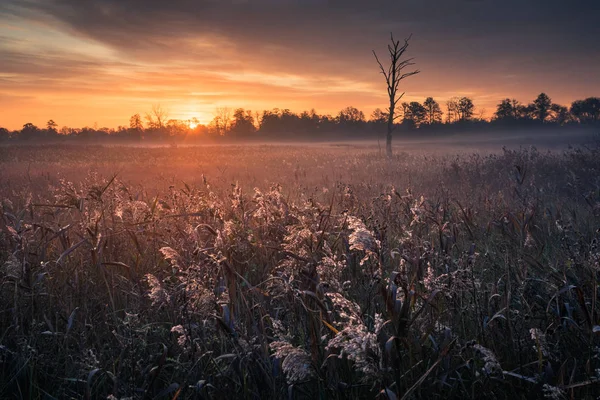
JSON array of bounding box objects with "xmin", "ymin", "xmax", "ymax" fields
[{"xmin": 1, "ymin": 0, "xmax": 599, "ymax": 130}]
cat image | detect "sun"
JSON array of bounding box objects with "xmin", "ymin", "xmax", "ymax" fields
[
  {"xmin": 186, "ymin": 117, "xmax": 201, "ymax": 129},
  {"xmin": 181, "ymin": 112, "xmax": 211, "ymax": 129}
]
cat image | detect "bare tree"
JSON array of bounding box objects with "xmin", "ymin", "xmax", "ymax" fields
[
  {"xmin": 446, "ymin": 97, "xmax": 459, "ymax": 123},
  {"xmin": 212, "ymin": 107, "xmax": 232, "ymax": 136},
  {"xmin": 477, "ymin": 108, "xmax": 487, "ymax": 121},
  {"xmin": 373, "ymin": 33, "xmax": 420, "ymax": 157},
  {"xmin": 145, "ymin": 104, "xmax": 169, "ymax": 129}
]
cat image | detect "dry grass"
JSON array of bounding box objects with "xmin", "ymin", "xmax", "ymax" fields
[{"xmin": 1, "ymin": 143, "xmax": 599, "ymax": 399}]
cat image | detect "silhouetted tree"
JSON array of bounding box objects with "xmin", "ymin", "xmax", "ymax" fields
[
  {"xmin": 446, "ymin": 97, "xmax": 460, "ymax": 123},
  {"xmin": 76, "ymin": 126, "xmax": 105, "ymax": 141},
  {"xmin": 373, "ymin": 33, "xmax": 420, "ymax": 157},
  {"xmin": 145, "ymin": 104, "xmax": 169, "ymax": 129},
  {"xmin": 46, "ymin": 120, "xmax": 58, "ymax": 132},
  {"xmin": 495, "ymin": 99, "xmax": 523, "ymax": 121},
  {"xmin": 259, "ymin": 109, "xmax": 281, "ymax": 135},
  {"xmin": 0, "ymin": 127, "xmax": 10, "ymax": 141},
  {"xmin": 549, "ymin": 104, "xmax": 570, "ymax": 125},
  {"xmin": 129, "ymin": 114, "xmax": 143, "ymax": 131},
  {"xmin": 519, "ymin": 104, "xmax": 535, "ymax": 120},
  {"xmin": 122, "ymin": 114, "xmax": 143, "ymax": 141},
  {"xmin": 297, "ymin": 109, "xmax": 322, "ymax": 135},
  {"xmin": 59, "ymin": 126, "xmax": 75, "ymax": 136},
  {"xmin": 230, "ymin": 108, "xmax": 256, "ymax": 137},
  {"xmin": 401, "ymin": 101, "xmax": 427, "ymax": 127},
  {"xmin": 370, "ymin": 108, "xmax": 388, "ymax": 124},
  {"xmin": 338, "ymin": 106, "xmax": 365, "ymax": 123},
  {"xmin": 308, "ymin": 109, "xmax": 320, "ymax": 124},
  {"xmin": 211, "ymin": 107, "xmax": 232, "ymax": 136},
  {"xmin": 20, "ymin": 123, "xmax": 39, "ymax": 141},
  {"xmin": 532, "ymin": 93, "xmax": 552, "ymax": 122},
  {"xmin": 513, "ymin": 101, "xmax": 529, "ymax": 120},
  {"xmin": 163, "ymin": 119, "xmax": 188, "ymax": 141},
  {"xmin": 279, "ymin": 109, "xmax": 298, "ymax": 133},
  {"xmin": 457, "ymin": 97, "xmax": 475, "ymax": 121},
  {"xmin": 41, "ymin": 119, "xmax": 59, "ymax": 140},
  {"xmin": 570, "ymin": 97, "xmax": 600, "ymax": 123},
  {"xmin": 423, "ymin": 97, "xmax": 443, "ymax": 124}
]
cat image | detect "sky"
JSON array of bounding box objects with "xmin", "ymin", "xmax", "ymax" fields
[{"xmin": 1, "ymin": 0, "xmax": 599, "ymax": 130}]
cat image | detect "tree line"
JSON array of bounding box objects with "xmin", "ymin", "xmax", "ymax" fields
[{"xmin": 1, "ymin": 94, "xmax": 598, "ymax": 143}]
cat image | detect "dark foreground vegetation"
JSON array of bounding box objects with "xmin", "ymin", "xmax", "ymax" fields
[{"xmin": 1, "ymin": 142, "xmax": 600, "ymax": 399}]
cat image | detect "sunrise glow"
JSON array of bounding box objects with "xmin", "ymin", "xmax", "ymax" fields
[
  {"xmin": 1, "ymin": 1, "xmax": 598, "ymax": 130},
  {"xmin": 187, "ymin": 119, "xmax": 200, "ymax": 130}
]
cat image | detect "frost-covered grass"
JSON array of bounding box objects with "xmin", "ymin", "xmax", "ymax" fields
[{"xmin": 1, "ymin": 143, "xmax": 599, "ymax": 399}]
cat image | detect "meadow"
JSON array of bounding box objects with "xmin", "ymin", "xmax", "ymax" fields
[{"xmin": 1, "ymin": 138, "xmax": 600, "ymax": 399}]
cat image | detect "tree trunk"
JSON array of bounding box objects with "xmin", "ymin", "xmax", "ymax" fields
[
  {"xmin": 386, "ymin": 127, "xmax": 393, "ymax": 158},
  {"xmin": 386, "ymin": 102, "xmax": 394, "ymax": 158}
]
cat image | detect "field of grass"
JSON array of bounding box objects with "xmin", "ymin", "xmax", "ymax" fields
[{"xmin": 1, "ymin": 141, "xmax": 600, "ymax": 399}]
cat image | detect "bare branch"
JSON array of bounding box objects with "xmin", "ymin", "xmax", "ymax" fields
[{"xmin": 372, "ymin": 50, "xmax": 390, "ymax": 82}]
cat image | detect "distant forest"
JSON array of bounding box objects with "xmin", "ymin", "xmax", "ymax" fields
[{"xmin": 1, "ymin": 93, "xmax": 599, "ymax": 143}]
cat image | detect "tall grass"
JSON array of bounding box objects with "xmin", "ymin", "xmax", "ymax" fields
[{"xmin": 1, "ymin": 144, "xmax": 599, "ymax": 399}]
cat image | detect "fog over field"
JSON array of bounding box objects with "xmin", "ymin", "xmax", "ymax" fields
[
  {"xmin": 2, "ymin": 128, "xmax": 597, "ymax": 186},
  {"xmin": 1, "ymin": 137, "xmax": 600, "ymax": 398}
]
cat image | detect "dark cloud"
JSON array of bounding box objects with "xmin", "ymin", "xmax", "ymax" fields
[{"xmin": 5, "ymin": 0, "xmax": 599, "ymax": 67}]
